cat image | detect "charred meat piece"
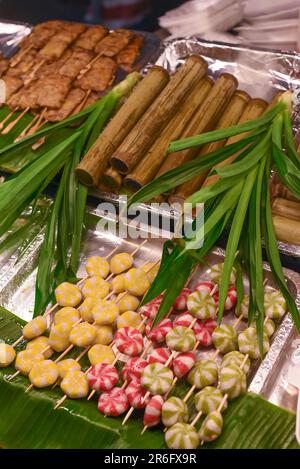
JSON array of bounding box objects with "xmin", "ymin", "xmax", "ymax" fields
[
  {"xmin": 36, "ymin": 75, "xmax": 72, "ymax": 108},
  {"xmin": 117, "ymin": 34, "xmax": 144, "ymax": 70},
  {"xmin": 38, "ymin": 25, "xmax": 87, "ymax": 61},
  {"xmin": 8, "ymin": 84, "xmax": 39, "ymax": 110},
  {"xmin": 45, "ymin": 88, "xmax": 86, "ymax": 121},
  {"xmin": 7, "ymin": 50, "xmax": 37, "ymax": 77},
  {"xmin": 75, "ymin": 57, "xmax": 117, "ymax": 92},
  {"xmin": 95, "ymin": 29, "xmax": 133, "ymax": 56},
  {"xmin": 2, "ymin": 75, "xmax": 23, "ymax": 100},
  {"xmin": 75, "ymin": 26, "xmax": 108, "ymax": 51},
  {"xmin": 59, "ymin": 49, "xmax": 94, "ymax": 79},
  {"xmin": 35, "ymin": 49, "xmax": 72, "ymax": 79},
  {"xmin": 0, "ymin": 54, "xmax": 9, "ymax": 77}
]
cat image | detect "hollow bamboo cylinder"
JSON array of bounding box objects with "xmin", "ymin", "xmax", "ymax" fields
[
  {"xmin": 110, "ymin": 55, "xmax": 208, "ymax": 174},
  {"xmin": 100, "ymin": 166, "xmax": 123, "ymax": 190},
  {"xmin": 272, "ymin": 197, "xmax": 300, "ymax": 222},
  {"xmin": 273, "ymin": 215, "xmax": 300, "ymax": 245},
  {"xmin": 155, "ymin": 73, "xmax": 238, "ymax": 179},
  {"xmin": 202, "ymin": 97, "xmax": 268, "ymax": 187},
  {"xmin": 169, "ymin": 90, "xmax": 250, "ymax": 205},
  {"xmin": 75, "ymin": 66, "xmax": 170, "ymax": 186},
  {"xmin": 123, "ymin": 77, "xmax": 213, "ymax": 192}
]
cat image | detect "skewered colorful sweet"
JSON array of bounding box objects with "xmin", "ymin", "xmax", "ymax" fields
[
  {"xmin": 0, "ymin": 343, "xmax": 16, "ymax": 367},
  {"xmin": 23, "ymin": 315, "xmax": 48, "ymax": 339},
  {"xmin": 117, "ymin": 293, "xmax": 140, "ymax": 313},
  {"xmin": 87, "ymin": 363, "xmax": 119, "ymax": 392},
  {"xmin": 98, "ymin": 387, "xmax": 129, "ymax": 416},
  {"xmin": 198, "ymin": 411, "xmax": 223, "ymax": 442},
  {"xmin": 193, "ymin": 318, "xmax": 217, "ymax": 347},
  {"xmin": 48, "ymin": 322, "xmax": 71, "ymax": 352},
  {"xmin": 235, "ymin": 294, "xmax": 249, "ymax": 318},
  {"xmin": 166, "ymin": 326, "xmax": 196, "ymax": 352},
  {"xmin": 172, "ymin": 352, "xmax": 196, "ymax": 378},
  {"xmin": 219, "ymin": 363, "xmax": 247, "ymax": 398},
  {"xmin": 210, "ymin": 263, "xmax": 236, "ymax": 285},
  {"xmin": 60, "ymin": 370, "xmax": 89, "ymax": 398},
  {"xmin": 212, "ymin": 324, "xmax": 237, "ymax": 354},
  {"xmin": 55, "ymin": 282, "xmax": 82, "ymax": 307},
  {"xmin": 264, "ymin": 290, "xmax": 286, "ymax": 319},
  {"xmin": 187, "ymin": 290, "xmax": 217, "ymax": 320},
  {"xmin": 238, "ymin": 326, "xmax": 269, "ymax": 359},
  {"xmin": 117, "ymin": 311, "xmax": 144, "ymax": 330},
  {"xmin": 162, "ymin": 397, "xmax": 189, "ymax": 427},
  {"xmin": 121, "ymin": 357, "xmax": 148, "ymax": 383},
  {"xmin": 82, "ymin": 276, "xmax": 110, "ymax": 300},
  {"xmin": 54, "ymin": 307, "xmax": 81, "ymax": 326},
  {"xmin": 110, "ymin": 252, "xmax": 133, "ymax": 275},
  {"xmin": 123, "ymin": 268, "xmax": 150, "ymax": 296},
  {"xmin": 143, "ymin": 395, "xmax": 164, "ymax": 428},
  {"xmin": 125, "ymin": 381, "xmax": 150, "ymax": 408},
  {"xmin": 15, "ymin": 350, "xmax": 44, "ymax": 376},
  {"xmin": 85, "ymin": 256, "xmax": 110, "ymax": 279},
  {"xmin": 69, "ymin": 322, "xmax": 97, "ymax": 347},
  {"xmin": 213, "ymin": 286, "xmax": 237, "ymax": 311},
  {"xmin": 263, "ymin": 318, "xmax": 276, "ymax": 337},
  {"xmin": 194, "ymin": 281, "xmax": 215, "ymax": 295},
  {"xmin": 174, "ymin": 312, "xmax": 194, "ymax": 328},
  {"xmin": 145, "ymin": 318, "xmax": 173, "ymax": 343},
  {"xmin": 57, "ymin": 359, "xmax": 81, "ymax": 379},
  {"xmin": 141, "ymin": 262, "xmax": 159, "ymax": 283},
  {"xmin": 115, "ymin": 327, "xmax": 144, "ymax": 357},
  {"xmin": 148, "ymin": 348, "xmax": 171, "ymax": 365},
  {"xmin": 26, "ymin": 336, "xmax": 53, "ymax": 358},
  {"xmin": 111, "ymin": 274, "xmax": 126, "ymax": 293},
  {"xmin": 29, "ymin": 360, "xmax": 59, "ymax": 388},
  {"xmin": 221, "ymin": 351, "xmax": 251, "ymax": 374},
  {"xmin": 139, "ymin": 294, "xmax": 163, "ymax": 319},
  {"xmin": 92, "ymin": 300, "xmax": 119, "ymax": 325},
  {"xmin": 78, "ymin": 297, "xmax": 95, "ymax": 322},
  {"xmin": 165, "ymin": 423, "xmax": 200, "ymax": 449},
  {"xmin": 94, "ymin": 325, "xmax": 114, "ymax": 345},
  {"xmin": 187, "ymin": 359, "xmax": 218, "ymax": 389},
  {"xmin": 141, "ymin": 363, "xmax": 173, "ymax": 395},
  {"xmin": 88, "ymin": 344, "xmax": 116, "ymax": 366},
  {"xmin": 194, "ymin": 386, "xmax": 227, "ymax": 414},
  {"xmin": 173, "ymin": 288, "xmax": 192, "ymax": 311}
]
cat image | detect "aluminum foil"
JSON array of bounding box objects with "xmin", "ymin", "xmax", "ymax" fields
[{"xmin": 0, "ymin": 19, "xmax": 31, "ymax": 57}]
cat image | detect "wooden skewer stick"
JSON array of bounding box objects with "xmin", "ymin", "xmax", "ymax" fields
[
  {"xmin": 72, "ymin": 90, "xmax": 91, "ymax": 114},
  {"xmin": 10, "ymin": 45, "xmax": 33, "ymax": 67},
  {"xmin": 24, "ymin": 58, "xmax": 46, "ymax": 86},
  {"xmin": 0, "ymin": 110, "xmax": 16, "ymax": 130},
  {"xmin": 27, "ymin": 109, "xmax": 47, "ymax": 136},
  {"xmin": 14, "ymin": 113, "xmax": 39, "ymax": 142},
  {"xmin": 78, "ymin": 54, "xmax": 102, "ymax": 79},
  {"xmin": 1, "ymin": 107, "xmax": 30, "ymax": 135}
]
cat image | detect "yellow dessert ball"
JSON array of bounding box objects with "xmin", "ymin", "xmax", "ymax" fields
[
  {"xmin": 78, "ymin": 297, "xmax": 95, "ymax": 322},
  {"xmin": 26, "ymin": 336, "xmax": 53, "ymax": 359},
  {"xmin": 69, "ymin": 322, "xmax": 97, "ymax": 347},
  {"xmin": 82, "ymin": 276, "xmax": 110, "ymax": 300},
  {"xmin": 117, "ymin": 293, "xmax": 140, "ymax": 313},
  {"xmin": 61, "ymin": 370, "xmax": 89, "ymax": 398},
  {"xmin": 54, "ymin": 307, "xmax": 81, "ymax": 326},
  {"xmin": 0, "ymin": 343, "xmax": 16, "ymax": 367},
  {"xmin": 85, "ymin": 256, "xmax": 110, "ymax": 279},
  {"xmin": 111, "ymin": 274, "xmax": 126, "ymax": 294},
  {"xmin": 88, "ymin": 344, "xmax": 116, "ymax": 366},
  {"xmin": 142, "ymin": 262, "xmax": 160, "ymax": 284},
  {"xmin": 23, "ymin": 315, "xmax": 48, "ymax": 340},
  {"xmin": 15, "ymin": 350, "xmax": 44, "ymax": 376},
  {"xmin": 117, "ymin": 311, "xmax": 144, "ymax": 330},
  {"xmin": 123, "ymin": 268, "xmax": 150, "ymax": 296},
  {"xmin": 92, "ymin": 300, "xmax": 119, "ymax": 325},
  {"xmin": 57, "ymin": 359, "xmax": 81, "ymax": 379},
  {"xmin": 29, "ymin": 360, "xmax": 59, "ymax": 388},
  {"xmin": 110, "ymin": 252, "xmax": 133, "ymax": 275},
  {"xmin": 94, "ymin": 325, "xmax": 114, "ymax": 345},
  {"xmin": 55, "ymin": 282, "xmax": 82, "ymax": 307},
  {"xmin": 48, "ymin": 323, "xmax": 71, "ymax": 352}
]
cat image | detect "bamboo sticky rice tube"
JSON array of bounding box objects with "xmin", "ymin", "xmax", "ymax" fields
[
  {"xmin": 123, "ymin": 77, "xmax": 213, "ymax": 191},
  {"xmin": 75, "ymin": 66, "xmax": 170, "ymax": 186},
  {"xmin": 202, "ymin": 97, "xmax": 268, "ymax": 187},
  {"xmin": 273, "ymin": 215, "xmax": 300, "ymax": 245},
  {"xmin": 155, "ymin": 73, "xmax": 238, "ymax": 178},
  {"xmin": 100, "ymin": 166, "xmax": 123, "ymax": 190},
  {"xmin": 272, "ymin": 198, "xmax": 300, "ymax": 222},
  {"xmin": 110, "ymin": 55, "xmax": 208, "ymax": 174},
  {"xmin": 169, "ymin": 90, "xmax": 250, "ymax": 205}
]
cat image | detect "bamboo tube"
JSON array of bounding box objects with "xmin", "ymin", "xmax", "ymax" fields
[
  {"xmin": 273, "ymin": 215, "xmax": 300, "ymax": 245},
  {"xmin": 169, "ymin": 90, "xmax": 250, "ymax": 205},
  {"xmin": 100, "ymin": 166, "xmax": 123, "ymax": 190},
  {"xmin": 155, "ymin": 73, "xmax": 238, "ymax": 178},
  {"xmin": 272, "ymin": 198, "xmax": 300, "ymax": 222},
  {"xmin": 202, "ymin": 97, "xmax": 268, "ymax": 187},
  {"xmin": 110, "ymin": 56, "xmax": 208, "ymax": 174},
  {"xmin": 75, "ymin": 66, "xmax": 170, "ymax": 186},
  {"xmin": 123, "ymin": 77, "xmax": 214, "ymax": 191}
]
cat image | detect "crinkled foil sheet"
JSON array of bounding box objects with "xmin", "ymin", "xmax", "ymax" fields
[{"xmin": 0, "ymin": 19, "xmax": 31, "ymax": 56}]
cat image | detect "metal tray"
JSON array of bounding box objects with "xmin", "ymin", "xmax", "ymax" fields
[{"xmin": 0, "ymin": 207, "xmax": 299, "ymax": 414}]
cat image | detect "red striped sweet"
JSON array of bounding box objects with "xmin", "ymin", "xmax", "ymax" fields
[
  {"xmin": 139, "ymin": 294, "xmax": 164, "ymax": 319},
  {"xmin": 125, "ymin": 380, "xmax": 150, "ymax": 408},
  {"xmin": 193, "ymin": 318, "xmax": 217, "ymax": 347},
  {"xmin": 121, "ymin": 357, "xmax": 148, "ymax": 383},
  {"xmin": 148, "ymin": 347, "xmax": 171, "ymax": 365},
  {"xmin": 173, "ymin": 288, "xmax": 192, "ymax": 311},
  {"xmin": 87, "ymin": 363, "xmax": 119, "ymax": 392},
  {"xmin": 143, "ymin": 395, "xmax": 164, "ymax": 427},
  {"xmin": 98, "ymin": 387, "xmax": 129, "ymax": 416},
  {"xmin": 194, "ymin": 281, "xmax": 215, "ymax": 295},
  {"xmin": 173, "ymin": 352, "xmax": 196, "ymax": 378},
  {"xmin": 213, "ymin": 286, "xmax": 237, "ymax": 311},
  {"xmin": 174, "ymin": 312, "xmax": 194, "ymax": 328},
  {"xmin": 115, "ymin": 327, "xmax": 144, "ymax": 357},
  {"xmin": 145, "ymin": 318, "xmax": 173, "ymax": 343}
]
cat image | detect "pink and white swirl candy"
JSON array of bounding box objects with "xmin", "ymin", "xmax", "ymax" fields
[
  {"xmin": 174, "ymin": 312, "xmax": 194, "ymax": 328},
  {"xmin": 148, "ymin": 347, "xmax": 171, "ymax": 365},
  {"xmin": 143, "ymin": 395, "xmax": 164, "ymax": 427},
  {"xmin": 213, "ymin": 286, "xmax": 237, "ymax": 311},
  {"xmin": 121, "ymin": 357, "xmax": 148, "ymax": 383},
  {"xmin": 173, "ymin": 352, "xmax": 196, "ymax": 378},
  {"xmin": 173, "ymin": 288, "xmax": 192, "ymax": 311},
  {"xmin": 139, "ymin": 294, "xmax": 164, "ymax": 319},
  {"xmin": 98, "ymin": 387, "xmax": 129, "ymax": 416},
  {"xmin": 193, "ymin": 318, "xmax": 217, "ymax": 347},
  {"xmin": 87, "ymin": 363, "xmax": 119, "ymax": 392},
  {"xmin": 145, "ymin": 318, "xmax": 173, "ymax": 343},
  {"xmin": 125, "ymin": 381, "xmax": 150, "ymax": 408},
  {"xmin": 195, "ymin": 281, "xmax": 216, "ymax": 295},
  {"xmin": 115, "ymin": 327, "xmax": 144, "ymax": 357}
]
